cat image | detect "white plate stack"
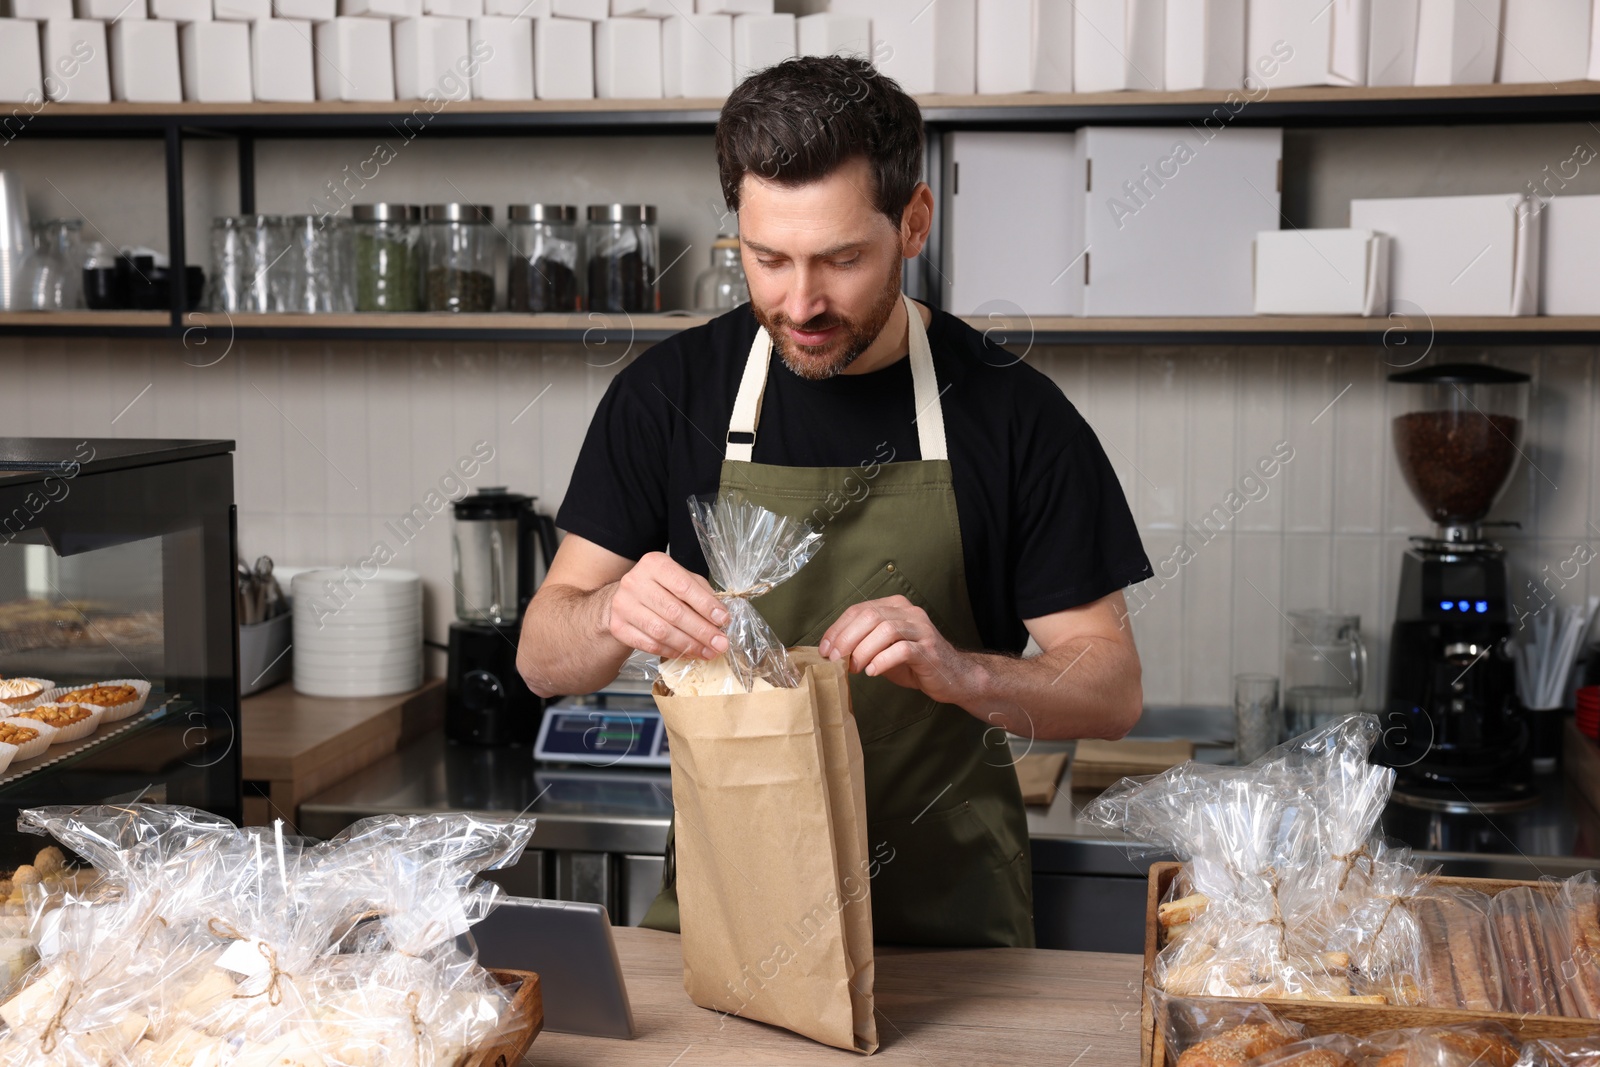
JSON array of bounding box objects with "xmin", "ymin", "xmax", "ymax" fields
[{"xmin": 291, "ymin": 569, "xmax": 423, "ymax": 698}]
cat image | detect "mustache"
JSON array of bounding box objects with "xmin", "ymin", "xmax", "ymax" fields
[{"xmin": 777, "ymin": 314, "xmax": 844, "ymax": 337}]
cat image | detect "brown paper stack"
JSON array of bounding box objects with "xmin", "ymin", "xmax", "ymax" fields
[{"xmin": 653, "ymin": 647, "xmax": 878, "ymax": 1054}]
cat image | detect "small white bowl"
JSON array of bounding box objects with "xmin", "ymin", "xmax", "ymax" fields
[
  {"xmin": 13, "ymin": 703, "xmax": 104, "ymax": 744},
  {"xmin": 0, "ymin": 719, "xmax": 58, "ymax": 761}
]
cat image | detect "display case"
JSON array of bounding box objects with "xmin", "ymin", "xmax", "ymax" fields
[{"xmin": 0, "ymin": 438, "xmax": 240, "ymax": 867}]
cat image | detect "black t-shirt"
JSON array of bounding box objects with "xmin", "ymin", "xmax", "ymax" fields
[{"xmin": 557, "ymin": 303, "xmax": 1154, "ymax": 654}]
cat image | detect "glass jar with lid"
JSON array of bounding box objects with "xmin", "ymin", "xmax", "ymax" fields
[
  {"xmin": 693, "ymin": 234, "xmax": 746, "ymax": 313},
  {"xmin": 351, "ymin": 203, "xmax": 420, "ymax": 312},
  {"xmin": 506, "ymin": 204, "xmax": 580, "ymax": 313},
  {"xmin": 585, "ymin": 204, "xmax": 658, "ymax": 313},
  {"xmin": 422, "ymin": 203, "xmax": 496, "ymax": 313}
]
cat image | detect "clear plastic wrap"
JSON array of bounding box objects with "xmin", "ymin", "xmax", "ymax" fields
[
  {"xmin": 1491, "ymin": 886, "xmax": 1572, "ymax": 1016},
  {"xmin": 1155, "ymin": 990, "xmax": 1304, "ymax": 1067},
  {"xmin": 1517, "ymin": 1037, "xmax": 1600, "ymax": 1067},
  {"xmin": 1332, "ymin": 849, "xmax": 1429, "ymax": 1006},
  {"xmin": 0, "ymin": 804, "xmax": 533, "ymax": 1065},
  {"xmin": 1248, "ymin": 1034, "xmax": 1367, "ymax": 1067},
  {"xmin": 658, "ymin": 491, "xmax": 823, "ymax": 695},
  {"xmin": 1364, "ymin": 1023, "xmax": 1522, "ymax": 1067},
  {"xmin": 1554, "ymin": 872, "xmax": 1600, "ymax": 1018},
  {"xmin": 1411, "ymin": 886, "xmax": 1506, "ymax": 1012}
]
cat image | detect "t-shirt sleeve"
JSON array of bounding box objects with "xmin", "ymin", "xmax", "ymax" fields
[
  {"xmin": 555, "ymin": 356, "xmax": 674, "ymax": 562},
  {"xmin": 1011, "ymin": 391, "xmax": 1154, "ymax": 619}
]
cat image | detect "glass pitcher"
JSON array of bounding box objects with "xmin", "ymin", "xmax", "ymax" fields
[{"xmin": 1282, "ymin": 610, "xmax": 1366, "ymax": 738}]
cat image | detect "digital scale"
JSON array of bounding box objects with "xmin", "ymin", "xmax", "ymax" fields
[{"xmin": 532, "ymin": 691, "xmax": 670, "ymax": 769}]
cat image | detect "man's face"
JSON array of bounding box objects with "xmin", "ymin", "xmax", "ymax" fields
[{"xmin": 737, "ymin": 156, "xmax": 907, "ymax": 380}]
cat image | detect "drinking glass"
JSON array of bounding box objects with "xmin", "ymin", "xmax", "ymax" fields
[{"xmin": 1234, "ymin": 673, "xmax": 1281, "ymax": 765}]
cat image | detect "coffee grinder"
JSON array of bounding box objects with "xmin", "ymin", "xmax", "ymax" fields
[
  {"xmin": 1378, "ymin": 363, "xmax": 1533, "ymax": 807},
  {"xmin": 446, "ymin": 488, "xmax": 558, "ymax": 746}
]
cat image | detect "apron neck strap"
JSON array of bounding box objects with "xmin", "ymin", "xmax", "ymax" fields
[{"xmin": 726, "ymin": 293, "xmax": 948, "ymax": 463}]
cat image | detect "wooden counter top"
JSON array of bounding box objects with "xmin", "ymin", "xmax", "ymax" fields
[
  {"xmin": 531, "ymin": 927, "xmax": 1143, "ymax": 1066},
  {"xmin": 239, "ymin": 679, "xmax": 444, "ymax": 829}
]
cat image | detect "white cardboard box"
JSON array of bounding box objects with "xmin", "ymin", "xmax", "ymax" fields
[
  {"xmin": 595, "ymin": 15, "xmax": 659, "ymax": 96},
  {"xmin": 943, "ymin": 131, "xmax": 1085, "ymax": 316},
  {"xmin": 394, "ymin": 15, "xmax": 469, "ymax": 98},
  {"xmin": 214, "ymin": 0, "xmax": 268, "ymax": 20},
  {"xmin": 1074, "ymin": 0, "xmax": 1163, "ymax": 92},
  {"xmin": 827, "ymin": 0, "xmax": 975, "ymax": 95},
  {"xmin": 10, "ymin": 0, "xmax": 71, "ymax": 20},
  {"xmin": 662, "ymin": 13, "xmax": 731, "ymax": 97},
  {"xmin": 1412, "ymin": 0, "xmax": 1499, "ymax": 85},
  {"xmin": 1245, "ymin": 0, "xmax": 1369, "ymax": 88},
  {"xmin": 43, "ymin": 19, "xmax": 110, "ymax": 101},
  {"xmin": 0, "ymin": 18, "xmax": 43, "ymax": 102},
  {"xmin": 1164, "ymin": 0, "xmax": 1242, "ymax": 91},
  {"xmin": 1082, "ymin": 126, "xmax": 1282, "ymax": 315},
  {"xmin": 421, "ymin": 0, "xmax": 478, "ymax": 14},
  {"xmin": 976, "ymin": 0, "xmax": 1071, "ymax": 93},
  {"xmin": 1365, "ymin": 0, "xmax": 1418, "ymax": 86},
  {"xmin": 180, "ymin": 19, "xmax": 251, "ymax": 99},
  {"xmin": 612, "ymin": 0, "xmax": 670, "ymax": 14},
  {"xmin": 314, "ymin": 16, "xmax": 393, "ymax": 99},
  {"xmin": 697, "ymin": 0, "xmax": 768, "ymax": 11},
  {"xmin": 151, "ymin": 0, "xmax": 209, "ymax": 21},
  {"xmin": 732, "ymin": 11, "xmax": 792, "ymax": 80},
  {"xmin": 110, "ymin": 18, "xmax": 182, "ymax": 100},
  {"xmin": 468, "ymin": 15, "xmax": 531, "ymax": 98},
  {"xmin": 485, "ymin": 0, "xmax": 602, "ymax": 15},
  {"xmin": 340, "ymin": 0, "xmax": 417, "ymax": 17},
  {"xmin": 77, "ymin": 0, "xmax": 143, "ymax": 19},
  {"xmin": 274, "ymin": 0, "xmax": 333, "ymax": 17},
  {"xmin": 534, "ymin": 14, "xmax": 591, "ymax": 97},
  {"xmin": 1499, "ymin": 0, "xmax": 1588, "ymax": 83},
  {"xmin": 251, "ymin": 17, "xmax": 314, "ymax": 99},
  {"xmin": 1349, "ymin": 194, "xmax": 1539, "ymax": 316},
  {"xmin": 1253, "ymin": 229, "xmax": 1390, "ymax": 315},
  {"xmin": 796, "ymin": 11, "xmax": 867, "ymax": 58},
  {"xmin": 1538, "ymin": 195, "xmax": 1600, "ymax": 314}
]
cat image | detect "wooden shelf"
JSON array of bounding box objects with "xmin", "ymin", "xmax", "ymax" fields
[{"xmin": 0, "ymin": 310, "xmax": 170, "ymax": 328}]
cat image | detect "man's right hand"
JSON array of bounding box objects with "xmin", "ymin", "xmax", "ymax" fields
[{"xmin": 604, "ymin": 551, "xmax": 731, "ymax": 660}]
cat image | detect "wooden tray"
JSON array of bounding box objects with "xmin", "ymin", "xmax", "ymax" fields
[
  {"xmin": 1140, "ymin": 862, "xmax": 1600, "ymax": 1067},
  {"xmin": 459, "ymin": 969, "xmax": 544, "ymax": 1067}
]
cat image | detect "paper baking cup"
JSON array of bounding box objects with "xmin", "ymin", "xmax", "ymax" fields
[
  {"xmin": 49, "ymin": 679, "xmax": 151, "ymax": 722},
  {"xmin": 0, "ymin": 719, "xmax": 58, "ymax": 761},
  {"xmin": 0, "ymin": 741, "xmax": 18, "ymax": 777},
  {"xmin": 15, "ymin": 703, "xmax": 104, "ymax": 744},
  {"xmin": 0, "ymin": 679, "xmax": 54, "ymax": 711}
]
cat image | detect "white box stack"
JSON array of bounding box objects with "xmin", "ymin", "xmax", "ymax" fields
[
  {"xmin": 594, "ymin": 16, "xmax": 661, "ymax": 97},
  {"xmin": 1164, "ymin": 0, "xmax": 1242, "ymax": 91},
  {"xmin": 213, "ymin": 0, "xmax": 268, "ymax": 20},
  {"xmin": 485, "ymin": 0, "xmax": 601, "ymax": 14},
  {"xmin": 180, "ymin": 19, "xmax": 252, "ymax": 100},
  {"xmin": 1540, "ymin": 195, "xmax": 1600, "ymax": 315},
  {"xmin": 1498, "ymin": 0, "xmax": 1589, "ymax": 84},
  {"xmin": 1349, "ymin": 194, "xmax": 1540, "ymax": 316},
  {"xmin": 251, "ymin": 17, "xmax": 314, "ymax": 100},
  {"xmin": 1082, "ymin": 126, "xmax": 1283, "ymax": 316},
  {"xmin": 732, "ymin": 12, "xmax": 793, "ymax": 80},
  {"xmin": 796, "ymin": 11, "xmax": 866, "ymax": 58},
  {"xmin": 340, "ymin": 0, "xmax": 418, "ymax": 17},
  {"xmin": 1253, "ymin": 230, "xmax": 1390, "ymax": 315},
  {"xmin": 110, "ymin": 18, "xmax": 182, "ymax": 100},
  {"xmin": 77, "ymin": 0, "xmax": 142, "ymax": 20},
  {"xmin": 1074, "ymin": 0, "xmax": 1164, "ymax": 92},
  {"xmin": 314, "ymin": 16, "xmax": 394, "ymax": 100},
  {"xmin": 697, "ymin": 0, "xmax": 770, "ymax": 11},
  {"xmin": 421, "ymin": 0, "xmax": 479, "ymax": 16},
  {"xmin": 1366, "ymin": 0, "xmax": 1418, "ymax": 87},
  {"xmin": 662, "ymin": 13, "xmax": 732, "ymax": 97},
  {"xmin": 394, "ymin": 15, "xmax": 469, "ymax": 99},
  {"xmin": 1412, "ymin": 0, "xmax": 1499, "ymax": 85},
  {"xmin": 43, "ymin": 19, "xmax": 110, "ymax": 101},
  {"xmin": 828, "ymin": 0, "xmax": 975, "ymax": 95},
  {"xmin": 0, "ymin": 19, "xmax": 43, "ymax": 102},
  {"xmin": 612, "ymin": 0, "xmax": 670, "ymax": 13},
  {"xmin": 275, "ymin": 0, "xmax": 334, "ymax": 17},
  {"xmin": 150, "ymin": 0, "xmax": 209, "ymax": 22},
  {"xmin": 468, "ymin": 15, "xmax": 531, "ymax": 98},
  {"xmin": 976, "ymin": 0, "xmax": 1072, "ymax": 93},
  {"xmin": 534, "ymin": 15, "xmax": 592, "ymax": 98},
  {"xmin": 11, "ymin": 0, "xmax": 71, "ymax": 18},
  {"xmin": 1246, "ymin": 0, "xmax": 1367, "ymax": 88}
]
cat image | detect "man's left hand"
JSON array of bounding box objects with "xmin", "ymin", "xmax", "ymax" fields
[{"xmin": 817, "ymin": 595, "xmax": 972, "ymax": 703}]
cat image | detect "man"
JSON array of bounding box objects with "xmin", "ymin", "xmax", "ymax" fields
[{"xmin": 518, "ymin": 56, "xmax": 1152, "ymax": 948}]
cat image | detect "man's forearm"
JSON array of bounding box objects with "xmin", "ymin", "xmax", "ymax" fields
[
  {"xmin": 517, "ymin": 582, "xmax": 631, "ymax": 699},
  {"xmin": 949, "ymin": 638, "xmax": 1141, "ymax": 741}
]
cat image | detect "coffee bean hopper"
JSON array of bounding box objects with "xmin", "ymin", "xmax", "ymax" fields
[{"xmin": 1378, "ymin": 362, "xmax": 1534, "ymax": 808}]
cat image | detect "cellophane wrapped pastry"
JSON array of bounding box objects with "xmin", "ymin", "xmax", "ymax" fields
[
  {"xmin": 657, "ymin": 491, "xmax": 822, "ymax": 696},
  {"xmin": 0, "ymin": 804, "xmax": 532, "ymax": 1065}
]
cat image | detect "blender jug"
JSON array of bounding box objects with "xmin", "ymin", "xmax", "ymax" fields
[{"xmin": 451, "ymin": 488, "xmax": 557, "ymax": 624}]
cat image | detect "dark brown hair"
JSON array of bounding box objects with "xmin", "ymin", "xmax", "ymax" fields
[{"xmin": 715, "ymin": 55, "xmax": 925, "ymax": 226}]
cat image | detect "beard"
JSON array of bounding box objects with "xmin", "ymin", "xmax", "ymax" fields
[{"xmin": 751, "ymin": 258, "xmax": 904, "ymax": 382}]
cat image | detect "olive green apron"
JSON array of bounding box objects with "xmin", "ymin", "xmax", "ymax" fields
[{"xmin": 641, "ymin": 294, "xmax": 1034, "ymax": 947}]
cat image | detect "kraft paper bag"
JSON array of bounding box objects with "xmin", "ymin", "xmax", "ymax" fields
[{"xmin": 653, "ymin": 646, "xmax": 878, "ymax": 1054}]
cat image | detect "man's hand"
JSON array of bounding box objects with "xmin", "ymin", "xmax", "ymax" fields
[
  {"xmin": 818, "ymin": 595, "xmax": 972, "ymax": 704},
  {"xmin": 605, "ymin": 551, "xmax": 731, "ymax": 661}
]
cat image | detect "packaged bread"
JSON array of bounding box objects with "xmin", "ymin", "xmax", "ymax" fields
[
  {"xmin": 1555, "ymin": 872, "xmax": 1600, "ymax": 1018},
  {"xmin": 1491, "ymin": 886, "xmax": 1571, "ymax": 1016},
  {"xmin": 1364, "ymin": 1023, "xmax": 1520, "ymax": 1067},
  {"xmin": 1411, "ymin": 886, "xmax": 1506, "ymax": 1012}
]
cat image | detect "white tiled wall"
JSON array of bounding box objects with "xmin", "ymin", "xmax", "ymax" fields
[{"xmin": 2, "ymin": 339, "xmax": 1596, "ymax": 704}]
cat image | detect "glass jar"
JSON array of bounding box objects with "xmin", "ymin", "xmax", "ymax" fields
[
  {"xmin": 693, "ymin": 234, "xmax": 746, "ymax": 313},
  {"xmin": 351, "ymin": 203, "xmax": 420, "ymax": 312},
  {"xmin": 506, "ymin": 204, "xmax": 580, "ymax": 312},
  {"xmin": 422, "ymin": 203, "xmax": 496, "ymax": 312},
  {"xmin": 24, "ymin": 218, "xmax": 84, "ymax": 310},
  {"xmin": 585, "ymin": 204, "xmax": 658, "ymax": 313},
  {"xmin": 272, "ymin": 214, "xmax": 345, "ymax": 314},
  {"xmin": 207, "ymin": 215, "xmax": 276, "ymax": 313}
]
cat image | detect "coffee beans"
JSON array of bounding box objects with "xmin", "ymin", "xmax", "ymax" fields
[{"xmin": 1393, "ymin": 410, "xmax": 1522, "ymax": 524}]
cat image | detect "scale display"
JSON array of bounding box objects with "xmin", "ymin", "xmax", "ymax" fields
[{"xmin": 533, "ymin": 694, "xmax": 669, "ymax": 768}]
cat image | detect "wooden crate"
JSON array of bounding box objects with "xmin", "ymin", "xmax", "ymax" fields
[
  {"xmin": 1141, "ymin": 862, "xmax": 1600, "ymax": 1067},
  {"xmin": 460, "ymin": 969, "xmax": 544, "ymax": 1067}
]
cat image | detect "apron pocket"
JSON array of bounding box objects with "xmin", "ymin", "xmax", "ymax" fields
[{"xmin": 866, "ymin": 798, "xmax": 1031, "ymax": 948}]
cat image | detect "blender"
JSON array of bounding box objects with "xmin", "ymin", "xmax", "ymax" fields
[
  {"xmin": 1378, "ymin": 363, "xmax": 1533, "ymax": 807},
  {"xmin": 446, "ymin": 488, "xmax": 558, "ymax": 746}
]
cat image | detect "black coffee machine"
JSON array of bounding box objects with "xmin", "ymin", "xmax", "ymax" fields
[
  {"xmin": 446, "ymin": 488, "xmax": 558, "ymax": 746},
  {"xmin": 1378, "ymin": 363, "xmax": 1534, "ymax": 807}
]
